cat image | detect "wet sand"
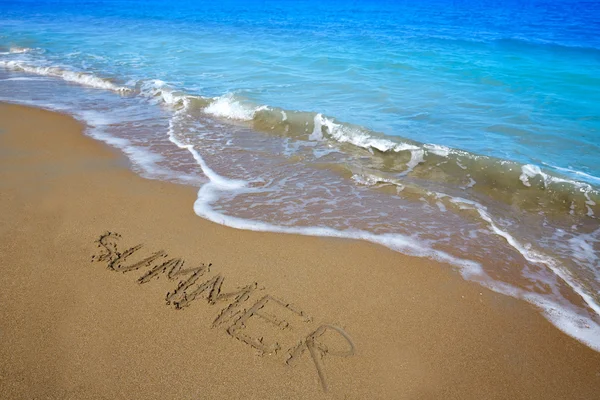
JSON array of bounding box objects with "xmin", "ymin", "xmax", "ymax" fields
[{"xmin": 0, "ymin": 102, "xmax": 599, "ymax": 399}]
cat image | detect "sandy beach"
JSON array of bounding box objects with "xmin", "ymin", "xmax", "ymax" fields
[{"xmin": 0, "ymin": 102, "xmax": 599, "ymax": 399}]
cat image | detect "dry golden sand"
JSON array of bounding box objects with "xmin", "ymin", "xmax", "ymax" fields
[{"xmin": 0, "ymin": 102, "xmax": 599, "ymax": 399}]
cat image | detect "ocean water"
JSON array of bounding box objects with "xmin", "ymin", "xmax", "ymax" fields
[{"xmin": 1, "ymin": 0, "xmax": 600, "ymax": 350}]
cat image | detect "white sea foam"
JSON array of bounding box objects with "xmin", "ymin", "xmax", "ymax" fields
[
  {"xmin": 519, "ymin": 164, "xmax": 544, "ymax": 187},
  {"xmin": 403, "ymin": 148, "xmax": 425, "ymax": 174},
  {"xmin": 433, "ymin": 194, "xmax": 600, "ymax": 350},
  {"xmin": 568, "ymin": 229, "xmax": 600, "ymax": 271},
  {"xmin": 461, "ymin": 176, "xmax": 477, "ymax": 190},
  {"xmin": 447, "ymin": 195, "xmax": 600, "ymax": 319},
  {"xmin": 519, "ymin": 164, "xmax": 597, "ymax": 210},
  {"xmin": 138, "ymin": 79, "xmax": 188, "ymax": 106},
  {"xmin": 164, "ymin": 98, "xmax": 241, "ymax": 188},
  {"xmin": 456, "ymin": 160, "xmax": 467, "ymax": 170},
  {"xmin": 0, "ymin": 47, "xmax": 34, "ymax": 55},
  {"xmin": 204, "ymin": 93, "xmax": 262, "ymax": 121},
  {"xmin": 473, "ymin": 275, "xmax": 600, "ymax": 352},
  {"xmin": 318, "ymin": 114, "xmax": 418, "ymax": 152},
  {"xmin": 0, "ymin": 77, "xmax": 49, "ymax": 81},
  {"xmin": 0, "ymin": 60, "xmax": 131, "ymax": 92},
  {"xmin": 76, "ymin": 109, "xmax": 202, "ymax": 184},
  {"xmin": 544, "ymin": 163, "xmax": 600, "ymax": 185},
  {"xmin": 351, "ymin": 172, "xmax": 401, "ymax": 187},
  {"xmin": 424, "ymin": 143, "xmax": 451, "ymax": 157},
  {"xmin": 436, "ymin": 201, "xmax": 447, "ymax": 212},
  {"xmin": 9, "ymin": 47, "xmax": 33, "ymax": 54},
  {"xmin": 311, "ymin": 112, "xmax": 425, "ymax": 175},
  {"xmin": 312, "ymin": 146, "xmax": 339, "ymax": 159}
]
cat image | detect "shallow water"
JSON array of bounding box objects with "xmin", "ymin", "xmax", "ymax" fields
[{"xmin": 1, "ymin": 0, "xmax": 599, "ymax": 350}]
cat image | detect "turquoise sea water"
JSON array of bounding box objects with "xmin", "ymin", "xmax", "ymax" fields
[
  {"xmin": 2, "ymin": 0, "xmax": 600, "ymax": 176},
  {"xmin": 1, "ymin": 0, "xmax": 599, "ymax": 350}
]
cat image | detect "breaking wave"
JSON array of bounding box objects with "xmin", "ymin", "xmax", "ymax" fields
[
  {"xmin": 1, "ymin": 58, "xmax": 598, "ymax": 217},
  {"xmin": 0, "ymin": 60, "xmax": 131, "ymax": 92}
]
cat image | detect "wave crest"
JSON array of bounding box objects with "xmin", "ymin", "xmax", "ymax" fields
[{"xmin": 0, "ymin": 60, "xmax": 131, "ymax": 92}]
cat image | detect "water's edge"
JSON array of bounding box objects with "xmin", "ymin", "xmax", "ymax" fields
[{"xmin": 1, "ymin": 54, "xmax": 599, "ymax": 353}]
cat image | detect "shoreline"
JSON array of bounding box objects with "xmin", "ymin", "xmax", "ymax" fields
[
  {"xmin": 3, "ymin": 65, "xmax": 600, "ymax": 353},
  {"xmin": 1, "ymin": 102, "xmax": 599, "ymax": 399}
]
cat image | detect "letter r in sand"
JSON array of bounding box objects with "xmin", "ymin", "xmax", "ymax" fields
[{"xmin": 287, "ymin": 324, "xmax": 355, "ymax": 392}]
